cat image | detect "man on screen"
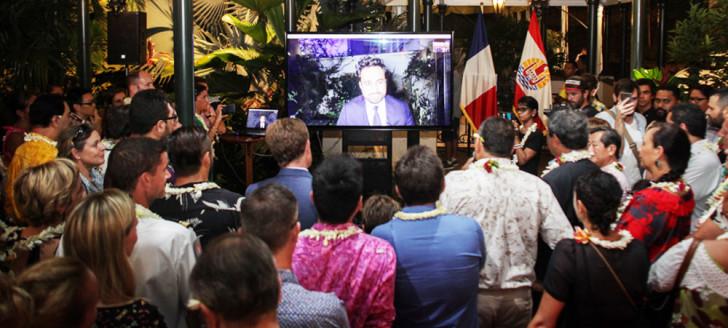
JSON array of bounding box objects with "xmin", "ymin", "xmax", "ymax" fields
[{"xmin": 337, "ymin": 57, "xmax": 415, "ymax": 126}]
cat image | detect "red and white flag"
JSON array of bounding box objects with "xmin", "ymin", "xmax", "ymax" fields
[
  {"xmin": 460, "ymin": 12, "xmax": 497, "ymax": 130},
  {"xmin": 514, "ymin": 12, "xmax": 552, "ymax": 124}
]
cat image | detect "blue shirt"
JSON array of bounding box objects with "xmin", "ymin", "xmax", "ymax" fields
[
  {"xmin": 372, "ymin": 204, "xmax": 485, "ymax": 328},
  {"xmin": 278, "ymin": 270, "xmax": 350, "ymax": 328},
  {"xmin": 246, "ymin": 168, "xmax": 318, "ymax": 230}
]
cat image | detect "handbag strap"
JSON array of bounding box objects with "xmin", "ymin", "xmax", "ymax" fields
[
  {"xmin": 672, "ymin": 238, "xmax": 701, "ymax": 297},
  {"xmin": 606, "ymin": 110, "xmax": 640, "ymax": 161},
  {"xmin": 588, "ymin": 242, "xmax": 637, "ymax": 308}
]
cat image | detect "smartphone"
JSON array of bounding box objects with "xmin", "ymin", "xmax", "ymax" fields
[
  {"xmin": 619, "ymin": 92, "xmax": 635, "ymax": 102},
  {"xmin": 222, "ymin": 103, "xmax": 236, "ymax": 115}
]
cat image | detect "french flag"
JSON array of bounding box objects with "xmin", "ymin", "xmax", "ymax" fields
[
  {"xmin": 514, "ymin": 12, "xmax": 552, "ymax": 129},
  {"xmin": 460, "ymin": 12, "xmax": 498, "ymax": 130}
]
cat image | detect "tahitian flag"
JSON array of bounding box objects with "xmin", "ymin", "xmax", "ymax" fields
[{"xmin": 514, "ymin": 12, "xmax": 551, "ymax": 126}]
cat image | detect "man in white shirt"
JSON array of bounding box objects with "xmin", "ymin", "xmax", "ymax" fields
[
  {"xmin": 596, "ymin": 79, "xmax": 647, "ymax": 187},
  {"xmin": 588, "ymin": 126, "xmax": 630, "ymax": 194},
  {"xmin": 669, "ymin": 104, "xmax": 722, "ymax": 231},
  {"xmin": 106, "ymin": 137, "xmax": 198, "ymax": 328},
  {"xmin": 440, "ymin": 117, "xmax": 573, "ymax": 328}
]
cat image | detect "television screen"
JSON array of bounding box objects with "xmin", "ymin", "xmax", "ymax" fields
[{"xmin": 286, "ymin": 33, "xmax": 453, "ymax": 129}]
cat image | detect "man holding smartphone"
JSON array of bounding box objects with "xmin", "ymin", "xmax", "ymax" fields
[{"xmin": 596, "ymin": 79, "xmax": 647, "ymax": 187}]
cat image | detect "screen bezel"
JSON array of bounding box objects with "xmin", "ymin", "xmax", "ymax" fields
[{"xmin": 285, "ymin": 31, "xmax": 455, "ymax": 131}]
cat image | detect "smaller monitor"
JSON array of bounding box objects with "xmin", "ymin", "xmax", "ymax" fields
[{"xmin": 246, "ymin": 109, "xmax": 278, "ymax": 130}]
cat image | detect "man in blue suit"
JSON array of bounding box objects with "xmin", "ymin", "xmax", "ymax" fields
[
  {"xmin": 245, "ymin": 118, "xmax": 318, "ymax": 229},
  {"xmin": 337, "ymin": 57, "xmax": 415, "ymax": 126}
]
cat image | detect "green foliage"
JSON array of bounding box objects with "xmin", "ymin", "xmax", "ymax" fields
[
  {"xmin": 667, "ymin": 0, "xmax": 728, "ymax": 87},
  {"xmin": 0, "ymin": 0, "xmax": 79, "ymax": 90}
]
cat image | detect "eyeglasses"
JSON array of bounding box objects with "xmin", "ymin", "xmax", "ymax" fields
[
  {"xmin": 163, "ymin": 115, "xmax": 179, "ymax": 122},
  {"xmin": 689, "ymin": 97, "xmax": 707, "ymax": 102},
  {"xmin": 72, "ymin": 124, "xmax": 92, "ymax": 145}
]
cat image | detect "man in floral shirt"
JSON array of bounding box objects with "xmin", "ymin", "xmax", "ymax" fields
[{"xmin": 292, "ymin": 155, "xmax": 396, "ymax": 328}]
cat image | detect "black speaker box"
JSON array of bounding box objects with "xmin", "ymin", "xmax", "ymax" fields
[{"xmin": 107, "ymin": 12, "xmax": 147, "ymax": 65}]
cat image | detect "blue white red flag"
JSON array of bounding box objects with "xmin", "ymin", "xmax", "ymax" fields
[{"xmin": 460, "ymin": 12, "xmax": 498, "ymax": 130}]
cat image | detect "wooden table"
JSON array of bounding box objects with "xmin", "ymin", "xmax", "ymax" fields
[{"xmin": 219, "ymin": 134, "xmax": 265, "ymax": 186}]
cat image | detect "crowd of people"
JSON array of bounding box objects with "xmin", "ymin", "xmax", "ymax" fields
[{"xmin": 0, "ymin": 70, "xmax": 727, "ymax": 328}]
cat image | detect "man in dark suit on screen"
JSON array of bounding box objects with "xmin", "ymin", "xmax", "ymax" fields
[{"xmin": 337, "ymin": 57, "xmax": 415, "ymax": 126}]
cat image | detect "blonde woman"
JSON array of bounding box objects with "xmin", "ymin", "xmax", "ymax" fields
[
  {"xmin": 63, "ymin": 189, "xmax": 166, "ymax": 327},
  {"xmin": 5, "ymin": 158, "xmax": 84, "ymax": 273},
  {"xmin": 16, "ymin": 257, "xmax": 99, "ymax": 328}
]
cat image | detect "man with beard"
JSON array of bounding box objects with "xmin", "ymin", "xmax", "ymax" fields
[{"xmin": 706, "ymin": 90, "xmax": 727, "ymax": 145}]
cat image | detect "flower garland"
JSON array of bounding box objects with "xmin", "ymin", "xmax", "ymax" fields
[
  {"xmin": 608, "ymin": 161, "xmax": 624, "ymax": 172},
  {"xmin": 480, "ymin": 159, "xmax": 519, "ymax": 174},
  {"xmin": 165, "ymin": 182, "xmax": 220, "ymax": 203},
  {"xmin": 540, "ymin": 150, "xmax": 593, "ymax": 177},
  {"xmin": 698, "ymin": 178, "xmax": 728, "ymax": 226},
  {"xmin": 518, "ymin": 123, "xmax": 538, "ymax": 148},
  {"xmin": 512, "ymin": 123, "xmax": 539, "ymax": 164},
  {"xmin": 704, "ymin": 141, "xmax": 720, "ymax": 154},
  {"xmin": 393, "ymin": 203, "xmax": 446, "ymax": 221},
  {"xmin": 573, "ymin": 227, "xmax": 634, "ymax": 250},
  {"xmin": 299, "ymin": 225, "xmax": 361, "ymax": 246},
  {"xmin": 0, "ymin": 221, "xmax": 64, "ymax": 262},
  {"xmin": 650, "ymin": 180, "xmax": 690, "ymax": 194},
  {"xmin": 23, "ymin": 132, "xmax": 57, "ymax": 147},
  {"xmin": 135, "ymin": 204, "xmax": 163, "ymax": 220}
]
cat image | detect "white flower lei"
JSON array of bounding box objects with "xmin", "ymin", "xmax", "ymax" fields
[
  {"xmin": 393, "ymin": 202, "xmax": 446, "ymax": 221},
  {"xmin": 650, "ymin": 180, "xmax": 690, "ymax": 193},
  {"xmin": 299, "ymin": 225, "xmax": 361, "ymax": 246},
  {"xmin": 21, "ymin": 223, "xmax": 64, "ymax": 250},
  {"xmin": 135, "ymin": 204, "xmax": 163, "ymax": 220},
  {"xmin": 513, "ymin": 124, "xmax": 539, "ymax": 164},
  {"xmin": 589, "ymin": 229, "xmax": 634, "ymax": 250},
  {"xmin": 518, "ymin": 123, "xmax": 538, "ymax": 148},
  {"xmin": 540, "ymin": 149, "xmax": 592, "ymax": 177},
  {"xmin": 698, "ymin": 178, "xmax": 728, "ymax": 226},
  {"xmin": 23, "ymin": 132, "xmax": 57, "ymax": 147},
  {"xmin": 704, "ymin": 141, "xmax": 720, "ymax": 154},
  {"xmin": 475, "ymin": 158, "xmax": 520, "ymax": 174},
  {"xmin": 165, "ymin": 182, "xmax": 220, "ymax": 203}
]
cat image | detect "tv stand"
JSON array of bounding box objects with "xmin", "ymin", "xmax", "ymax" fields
[{"xmin": 342, "ymin": 130, "xmax": 393, "ymax": 197}]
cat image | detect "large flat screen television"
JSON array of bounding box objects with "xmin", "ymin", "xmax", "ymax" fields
[{"xmin": 286, "ymin": 33, "xmax": 453, "ymax": 129}]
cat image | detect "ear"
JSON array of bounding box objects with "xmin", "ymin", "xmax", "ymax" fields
[
  {"xmin": 441, "ymin": 178, "xmax": 446, "ymax": 194},
  {"xmin": 202, "ymin": 151, "xmax": 212, "ymax": 168},
  {"xmin": 199, "ymin": 303, "xmax": 220, "ymax": 328},
  {"xmin": 394, "ymin": 185, "xmax": 402, "ymax": 200},
  {"xmin": 474, "ymin": 138, "xmax": 485, "ymax": 158},
  {"xmin": 606, "ymin": 144, "xmax": 618, "ymax": 158},
  {"xmin": 71, "ymin": 147, "xmax": 82, "ymax": 161},
  {"xmin": 354, "ymin": 196, "xmax": 363, "ymax": 216},
  {"xmin": 679, "ymin": 122, "xmax": 689, "ymax": 134},
  {"xmin": 575, "ymin": 198, "xmax": 587, "ymax": 219}
]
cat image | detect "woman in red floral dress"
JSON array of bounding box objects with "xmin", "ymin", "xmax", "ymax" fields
[{"xmin": 618, "ymin": 122, "xmax": 695, "ymax": 263}]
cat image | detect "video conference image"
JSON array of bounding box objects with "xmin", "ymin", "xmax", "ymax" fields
[{"xmin": 287, "ymin": 33, "xmax": 453, "ymax": 128}]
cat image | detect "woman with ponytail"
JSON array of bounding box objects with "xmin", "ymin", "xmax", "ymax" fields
[
  {"xmin": 529, "ymin": 171, "xmax": 649, "ymax": 327},
  {"xmin": 618, "ymin": 122, "xmax": 694, "ymax": 263}
]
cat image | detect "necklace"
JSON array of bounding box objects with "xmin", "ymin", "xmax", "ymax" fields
[
  {"xmin": 650, "ymin": 180, "xmax": 690, "ymax": 193},
  {"xmin": 23, "ymin": 132, "xmax": 57, "ymax": 147},
  {"xmin": 704, "ymin": 141, "xmax": 719, "ymax": 154},
  {"xmin": 135, "ymin": 204, "xmax": 163, "ymax": 220},
  {"xmin": 574, "ymin": 227, "xmax": 634, "ymax": 250},
  {"xmin": 165, "ymin": 182, "xmax": 220, "ymax": 203},
  {"xmin": 299, "ymin": 225, "xmax": 361, "ymax": 246},
  {"xmin": 393, "ymin": 203, "xmax": 446, "ymax": 221},
  {"xmin": 698, "ymin": 178, "xmax": 728, "ymax": 227},
  {"xmin": 518, "ymin": 123, "xmax": 538, "ymax": 148},
  {"xmin": 477, "ymin": 158, "xmax": 519, "ymax": 174},
  {"xmin": 512, "ymin": 123, "xmax": 538, "ymax": 164},
  {"xmin": 607, "ymin": 161, "xmax": 624, "ymax": 172},
  {"xmin": 541, "ymin": 149, "xmax": 592, "ymax": 177}
]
